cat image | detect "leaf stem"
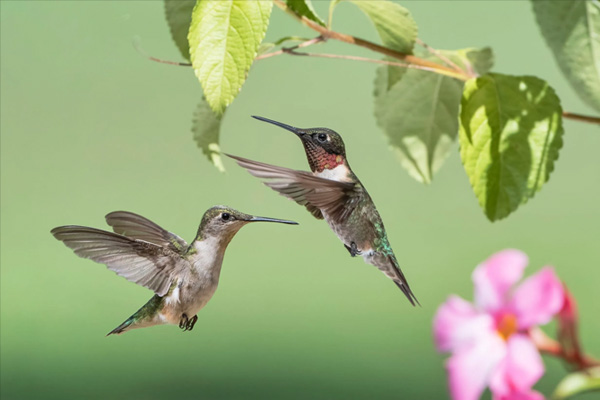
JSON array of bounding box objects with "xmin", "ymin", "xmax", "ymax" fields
[
  {"xmin": 562, "ymin": 112, "xmax": 600, "ymax": 125},
  {"xmin": 327, "ymin": 0, "xmax": 337, "ymax": 29},
  {"xmin": 272, "ymin": 0, "xmax": 470, "ymax": 81},
  {"xmin": 416, "ymin": 38, "xmax": 469, "ymax": 76}
]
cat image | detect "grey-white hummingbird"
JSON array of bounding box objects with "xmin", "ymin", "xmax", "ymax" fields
[
  {"xmin": 227, "ymin": 116, "xmax": 419, "ymax": 306},
  {"xmin": 51, "ymin": 206, "xmax": 298, "ymax": 335}
]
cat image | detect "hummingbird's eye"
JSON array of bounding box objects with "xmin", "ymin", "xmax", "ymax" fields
[
  {"xmin": 317, "ymin": 133, "xmax": 327, "ymax": 142},
  {"xmin": 221, "ymin": 213, "xmax": 231, "ymax": 221}
]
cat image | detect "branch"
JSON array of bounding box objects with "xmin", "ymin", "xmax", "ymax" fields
[
  {"xmin": 272, "ymin": 0, "xmax": 471, "ymax": 81},
  {"xmin": 282, "ymin": 48, "xmax": 451, "ymax": 75},
  {"xmin": 562, "ymin": 112, "xmax": 600, "ymax": 125},
  {"xmin": 273, "ymin": 0, "xmax": 600, "ymax": 125},
  {"xmin": 416, "ymin": 38, "xmax": 465, "ymax": 76}
]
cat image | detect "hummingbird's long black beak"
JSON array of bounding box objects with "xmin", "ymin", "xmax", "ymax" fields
[
  {"xmin": 247, "ymin": 216, "xmax": 299, "ymax": 225},
  {"xmin": 251, "ymin": 115, "xmax": 304, "ymax": 137}
]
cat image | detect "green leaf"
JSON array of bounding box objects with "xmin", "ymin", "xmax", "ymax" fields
[
  {"xmin": 188, "ymin": 0, "xmax": 272, "ymax": 114},
  {"xmin": 532, "ymin": 0, "xmax": 600, "ymax": 112},
  {"xmin": 286, "ymin": 0, "xmax": 326, "ymax": 27},
  {"xmin": 374, "ymin": 48, "xmax": 493, "ymax": 184},
  {"xmin": 348, "ymin": 0, "xmax": 417, "ymax": 54},
  {"xmin": 164, "ymin": 0, "xmax": 196, "ymax": 60},
  {"xmin": 553, "ymin": 367, "xmax": 600, "ymax": 400},
  {"xmin": 463, "ymin": 47, "xmax": 494, "ymax": 77},
  {"xmin": 459, "ymin": 73, "xmax": 564, "ymax": 221},
  {"xmin": 192, "ymin": 98, "xmax": 225, "ymax": 172},
  {"xmin": 376, "ymin": 57, "xmax": 408, "ymax": 91}
]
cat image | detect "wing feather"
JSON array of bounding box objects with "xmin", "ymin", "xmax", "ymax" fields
[
  {"xmin": 51, "ymin": 226, "xmax": 188, "ymax": 296},
  {"xmin": 227, "ymin": 154, "xmax": 360, "ymax": 223},
  {"xmin": 105, "ymin": 211, "xmax": 188, "ymax": 254}
]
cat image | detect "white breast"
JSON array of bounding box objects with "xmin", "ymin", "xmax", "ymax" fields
[
  {"xmin": 175, "ymin": 237, "xmax": 224, "ymax": 316},
  {"xmin": 315, "ymin": 164, "xmax": 352, "ymax": 182},
  {"xmin": 191, "ymin": 236, "xmax": 222, "ymax": 272}
]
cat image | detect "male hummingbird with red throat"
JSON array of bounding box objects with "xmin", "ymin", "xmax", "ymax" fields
[{"xmin": 227, "ymin": 116, "xmax": 419, "ymax": 306}]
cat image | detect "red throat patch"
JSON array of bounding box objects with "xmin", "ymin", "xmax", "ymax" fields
[{"xmin": 304, "ymin": 146, "xmax": 344, "ymax": 172}]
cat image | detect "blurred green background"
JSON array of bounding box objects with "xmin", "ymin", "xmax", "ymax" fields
[{"xmin": 1, "ymin": 1, "xmax": 599, "ymax": 399}]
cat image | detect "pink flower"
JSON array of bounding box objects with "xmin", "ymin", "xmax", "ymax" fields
[
  {"xmin": 494, "ymin": 390, "xmax": 544, "ymax": 400},
  {"xmin": 434, "ymin": 250, "xmax": 564, "ymax": 400}
]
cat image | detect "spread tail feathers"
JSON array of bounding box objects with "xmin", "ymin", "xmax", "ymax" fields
[
  {"xmin": 393, "ymin": 280, "xmax": 420, "ymax": 307},
  {"xmin": 389, "ymin": 256, "xmax": 420, "ymax": 307}
]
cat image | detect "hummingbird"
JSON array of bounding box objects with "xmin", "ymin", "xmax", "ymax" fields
[
  {"xmin": 51, "ymin": 206, "xmax": 298, "ymax": 335},
  {"xmin": 226, "ymin": 116, "xmax": 419, "ymax": 306}
]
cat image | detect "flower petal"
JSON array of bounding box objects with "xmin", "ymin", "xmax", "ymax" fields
[
  {"xmin": 473, "ymin": 250, "xmax": 528, "ymax": 312},
  {"xmin": 489, "ymin": 334, "xmax": 544, "ymax": 396},
  {"xmin": 510, "ymin": 267, "xmax": 564, "ymax": 329},
  {"xmin": 446, "ymin": 331, "xmax": 506, "ymax": 400},
  {"xmin": 493, "ymin": 390, "xmax": 544, "ymax": 400},
  {"xmin": 434, "ymin": 295, "xmax": 495, "ymax": 353}
]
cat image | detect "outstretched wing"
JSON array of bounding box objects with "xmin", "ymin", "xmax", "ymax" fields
[
  {"xmin": 227, "ymin": 154, "xmax": 361, "ymax": 223},
  {"xmin": 51, "ymin": 226, "xmax": 188, "ymax": 296},
  {"xmin": 105, "ymin": 211, "xmax": 188, "ymax": 254}
]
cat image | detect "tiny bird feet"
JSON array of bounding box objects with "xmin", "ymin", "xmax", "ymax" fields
[{"xmin": 179, "ymin": 314, "xmax": 198, "ymax": 332}]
